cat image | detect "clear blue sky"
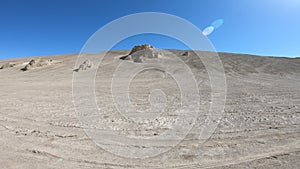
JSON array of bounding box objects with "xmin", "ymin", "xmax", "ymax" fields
[{"xmin": 1, "ymin": 0, "xmax": 300, "ymax": 59}]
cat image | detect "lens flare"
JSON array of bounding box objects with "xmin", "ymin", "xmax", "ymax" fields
[
  {"xmin": 202, "ymin": 26, "xmax": 214, "ymax": 36},
  {"xmin": 203, "ymin": 19, "xmax": 224, "ymax": 36},
  {"xmin": 57, "ymin": 158, "xmax": 64, "ymax": 163},
  {"xmin": 211, "ymin": 19, "xmax": 224, "ymax": 29}
]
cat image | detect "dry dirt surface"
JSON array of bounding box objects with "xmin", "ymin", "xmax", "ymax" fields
[{"xmin": 0, "ymin": 50, "xmax": 300, "ymax": 169}]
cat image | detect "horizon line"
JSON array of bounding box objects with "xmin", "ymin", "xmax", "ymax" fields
[{"xmin": 0, "ymin": 50, "xmax": 299, "ymax": 60}]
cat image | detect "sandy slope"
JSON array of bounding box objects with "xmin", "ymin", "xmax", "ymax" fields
[{"xmin": 0, "ymin": 51, "xmax": 299, "ymax": 168}]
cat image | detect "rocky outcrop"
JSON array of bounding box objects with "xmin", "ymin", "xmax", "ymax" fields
[
  {"xmin": 0, "ymin": 62, "xmax": 16, "ymax": 69},
  {"xmin": 74, "ymin": 60, "xmax": 92, "ymax": 72},
  {"xmin": 120, "ymin": 44, "xmax": 162, "ymax": 63},
  {"xmin": 182, "ymin": 51, "xmax": 189, "ymax": 56},
  {"xmin": 128, "ymin": 44, "xmax": 154, "ymax": 55},
  {"xmin": 21, "ymin": 59, "xmax": 53, "ymax": 71}
]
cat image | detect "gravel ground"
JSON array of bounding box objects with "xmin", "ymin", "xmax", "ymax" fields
[{"xmin": 0, "ymin": 51, "xmax": 299, "ymax": 168}]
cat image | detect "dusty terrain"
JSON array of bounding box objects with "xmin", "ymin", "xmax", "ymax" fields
[{"xmin": 0, "ymin": 49, "xmax": 300, "ymax": 168}]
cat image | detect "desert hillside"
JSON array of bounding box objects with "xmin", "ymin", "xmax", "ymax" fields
[{"xmin": 0, "ymin": 49, "xmax": 299, "ymax": 169}]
